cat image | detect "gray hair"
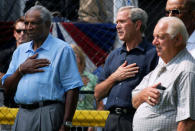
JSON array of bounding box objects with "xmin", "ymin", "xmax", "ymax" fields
[
  {"xmin": 118, "ymin": 6, "xmax": 148, "ymax": 33},
  {"xmin": 25, "ymin": 5, "xmax": 52, "ymax": 27},
  {"xmin": 158, "ymin": 16, "xmax": 189, "ymax": 44}
]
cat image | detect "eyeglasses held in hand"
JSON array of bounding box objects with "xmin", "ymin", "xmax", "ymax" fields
[{"xmin": 15, "ymin": 29, "xmax": 27, "ymax": 34}]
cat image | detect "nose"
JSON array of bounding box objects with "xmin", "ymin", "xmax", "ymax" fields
[
  {"xmin": 116, "ymin": 22, "xmax": 121, "ymax": 30},
  {"xmin": 168, "ymin": 12, "xmax": 173, "ymax": 17},
  {"xmin": 21, "ymin": 31, "xmax": 25, "ymax": 35},
  {"xmin": 152, "ymin": 37, "xmax": 158, "ymax": 45},
  {"xmin": 25, "ymin": 22, "xmax": 33, "ymax": 29}
]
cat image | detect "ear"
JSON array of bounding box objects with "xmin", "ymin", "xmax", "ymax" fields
[
  {"xmin": 173, "ymin": 33, "xmax": 183, "ymax": 47},
  {"xmin": 135, "ymin": 20, "xmax": 142, "ymax": 31},
  {"xmin": 45, "ymin": 21, "xmax": 51, "ymax": 28}
]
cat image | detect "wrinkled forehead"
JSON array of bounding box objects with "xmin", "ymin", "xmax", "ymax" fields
[
  {"xmin": 15, "ymin": 22, "xmax": 25, "ymax": 29},
  {"xmin": 25, "ymin": 10, "xmax": 42, "ymax": 21},
  {"xmin": 117, "ymin": 10, "xmax": 130, "ymax": 18},
  {"xmin": 154, "ymin": 21, "xmax": 168, "ymax": 35},
  {"xmin": 166, "ymin": 0, "xmax": 187, "ymax": 10}
]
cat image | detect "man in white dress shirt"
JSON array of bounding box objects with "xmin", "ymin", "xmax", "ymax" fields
[
  {"xmin": 166, "ymin": 0, "xmax": 195, "ymax": 58},
  {"xmin": 132, "ymin": 17, "xmax": 195, "ymax": 131}
]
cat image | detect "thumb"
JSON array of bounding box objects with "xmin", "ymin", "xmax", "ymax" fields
[
  {"xmin": 29, "ymin": 53, "xmax": 38, "ymax": 59},
  {"xmin": 152, "ymin": 82, "xmax": 161, "ymax": 89},
  {"xmin": 121, "ymin": 61, "xmax": 128, "ymax": 67}
]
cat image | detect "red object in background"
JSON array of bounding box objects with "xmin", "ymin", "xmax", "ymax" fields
[{"xmin": 0, "ymin": 22, "xmax": 14, "ymax": 47}]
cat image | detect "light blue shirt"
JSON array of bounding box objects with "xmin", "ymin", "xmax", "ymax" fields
[{"xmin": 2, "ymin": 34, "xmax": 83, "ymax": 104}]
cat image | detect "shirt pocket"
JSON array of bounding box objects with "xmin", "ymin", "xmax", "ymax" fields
[{"xmin": 35, "ymin": 65, "xmax": 53, "ymax": 85}]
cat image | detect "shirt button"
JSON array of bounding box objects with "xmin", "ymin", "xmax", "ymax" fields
[{"xmin": 119, "ymin": 83, "xmax": 122, "ymax": 86}]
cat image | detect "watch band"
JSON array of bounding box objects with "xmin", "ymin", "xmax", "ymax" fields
[{"xmin": 63, "ymin": 121, "xmax": 72, "ymax": 127}]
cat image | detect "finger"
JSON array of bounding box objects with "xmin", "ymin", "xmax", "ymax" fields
[
  {"xmin": 149, "ymin": 97, "xmax": 159, "ymax": 105},
  {"xmin": 30, "ymin": 69, "xmax": 45, "ymax": 73},
  {"xmin": 29, "ymin": 53, "xmax": 38, "ymax": 59},
  {"xmin": 127, "ymin": 67, "xmax": 139, "ymax": 72},
  {"xmin": 147, "ymin": 99, "xmax": 155, "ymax": 106},
  {"xmin": 127, "ymin": 63, "xmax": 137, "ymax": 68},
  {"xmin": 148, "ymin": 90, "xmax": 160, "ymax": 102},
  {"xmin": 127, "ymin": 74, "xmax": 136, "ymax": 78},
  {"xmin": 121, "ymin": 61, "xmax": 128, "ymax": 67},
  {"xmin": 34, "ymin": 63, "xmax": 50, "ymax": 69},
  {"xmin": 126, "ymin": 71, "xmax": 138, "ymax": 77},
  {"xmin": 34, "ymin": 58, "xmax": 50, "ymax": 63},
  {"xmin": 152, "ymin": 82, "xmax": 161, "ymax": 89},
  {"xmin": 148, "ymin": 85, "xmax": 160, "ymax": 95}
]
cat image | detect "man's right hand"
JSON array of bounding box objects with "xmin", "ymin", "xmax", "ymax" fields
[
  {"xmin": 110, "ymin": 61, "xmax": 139, "ymax": 82},
  {"xmin": 19, "ymin": 53, "xmax": 50, "ymax": 74},
  {"xmin": 95, "ymin": 61, "xmax": 139, "ymax": 101}
]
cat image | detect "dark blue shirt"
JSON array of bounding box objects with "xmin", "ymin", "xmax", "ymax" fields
[{"xmin": 98, "ymin": 39, "xmax": 158, "ymax": 112}]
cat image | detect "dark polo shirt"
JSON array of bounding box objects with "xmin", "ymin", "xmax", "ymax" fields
[{"xmin": 98, "ymin": 38, "xmax": 158, "ymax": 117}]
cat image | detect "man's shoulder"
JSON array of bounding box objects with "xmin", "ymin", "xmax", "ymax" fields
[
  {"xmin": 143, "ymin": 40, "xmax": 156, "ymax": 54},
  {"xmin": 177, "ymin": 51, "xmax": 195, "ymax": 72},
  {"xmin": 50, "ymin": 35, "xmax": 69, "ymax": 46},
  {"xmin": 105, "ymin": 47, "xmax": 122, "ymax": 62},
  {"xmin": 143, "ymin": 40, "xmax": 155, "ymax": 49},
  {"xmin": 16, "ymin": 41, "xmax": 31, "ymax": 50},
  {"xmin": 109, "ymin": 47, "xmax": 122, "ymax": 56},
  {"xmin": 49, "ymin": 35, "xmax": 71, "ymax": 49}
]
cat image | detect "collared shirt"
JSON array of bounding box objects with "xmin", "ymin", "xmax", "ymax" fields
[
  {"xmin": 98, "ymin": 39, "xmax": 158, "ymax": 113},
  {"xmin": 187, "ymin": 30, "xmax": 195, "ymax": 58},
  {"xmin": 132, "ymin": 48, "xmax": 195, "ymax": 131},
  {"xmin": 2, "ymin": 34, "xmax": 83, "ymax": 104}
]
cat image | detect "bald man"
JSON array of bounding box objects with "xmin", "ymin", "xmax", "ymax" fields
[{"xmin": 166, "ymin": 0, "xmax": 195, "ymax": 58}]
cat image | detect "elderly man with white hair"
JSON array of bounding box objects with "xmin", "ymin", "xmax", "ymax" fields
[{"xmin": 132, "ymin": 16, "xmax": 195, "ymax": 131}]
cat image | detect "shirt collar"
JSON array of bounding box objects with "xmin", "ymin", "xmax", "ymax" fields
[
  {"xmin": 25, "ymin": 34, "xmax": 52, "ymax": 53},
  {"xmin": 120, "ymin": 38, "xmax": 147, "ymax": 53}
]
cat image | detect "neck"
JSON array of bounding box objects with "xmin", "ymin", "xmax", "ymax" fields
[
  {"xmin": 125, "ymin": 35, "xmax": 142, "ymax": 51},
  {"xmin": 33, "ymin": 35, "xmax": 48, "ymax": 51},
  {"xmin": 16, "ymin": 42, "xmax": 20, "ymax": 47},
  {"xmin": 162, "ymin": 46, "xmax": 185, "ymax": 64}
]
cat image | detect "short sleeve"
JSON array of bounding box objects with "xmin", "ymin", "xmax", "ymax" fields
[
  {"xmin": 176, "ymin": 72, "xmax": 195, "ymax": 122},
  {"xmin": 59, "ymin": 46, "xmax": 83, "ymax": 92}
]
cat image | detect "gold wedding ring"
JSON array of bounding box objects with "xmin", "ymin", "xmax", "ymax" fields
[{"xmin": 148, "ymin": 96, "xmax": 151, "ymax": 101}]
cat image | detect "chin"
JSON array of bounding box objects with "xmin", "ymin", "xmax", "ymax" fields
[
  {"xmin": 157, "ymin": 53, "xmax": 162, "ymax": 57},
  {"xmin": 119, "ymin": 37, "xmax": 124, "ymax": 41}
]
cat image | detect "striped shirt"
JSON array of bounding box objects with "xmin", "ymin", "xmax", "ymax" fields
[{"xmin": 132, "ymin": 48, "xmax": 195, "ymax": 131}]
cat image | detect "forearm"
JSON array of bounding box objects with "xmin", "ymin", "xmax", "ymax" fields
[
  {"xmin": 0, "ymin": 72, "xmax": 4, "ymax": 88},
  {"xmin": 63, "ymin": 88, "xmax": 79, "ymax": 122},
  {"xmin": 132, "ymin": 92, "xmax": 145, "ymax": 109},
  {"xmin": 0, "ymin": 72, "xmax": 4, "ymax": 80},
  {"xmin": 2, "ymin": 68, "xmax": 22, "ymax": 94},
  {"xmin": 177, "ymin": 118, "xmax": 195, "ymax": 131},
  {"xmin": 94, "ymin": 75, "xmax": 116, "ymax": 101}
]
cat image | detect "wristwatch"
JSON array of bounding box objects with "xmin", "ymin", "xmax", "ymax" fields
[{"xmin": 63, "ymin": 121, "xmax": 72, "ymax": 127}]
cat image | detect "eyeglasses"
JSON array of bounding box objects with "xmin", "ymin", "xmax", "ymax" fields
[
  {"xmin": 165, "ymin": 9, "xmax": 188, "ymax": 16},
  {"xmin": 15, "ymin": 29, "xmax": 27, "ymax": 34}
]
